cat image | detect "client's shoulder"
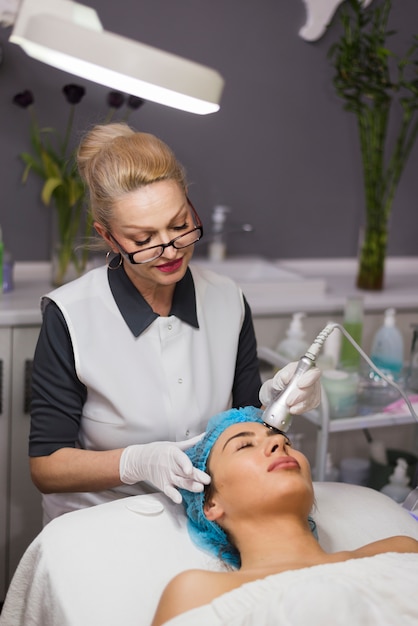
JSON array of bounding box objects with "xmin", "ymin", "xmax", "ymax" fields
[
  {"xmin": 352, "ymin": 535, "xmax": 418, "ymax": 559},
  {"xmin": 165, "ymin": 568, "xmax": 235, "ymax": 605},
  {"xmin": 151, "ymin": 569, "xmax": 236, "ymax": 626}
]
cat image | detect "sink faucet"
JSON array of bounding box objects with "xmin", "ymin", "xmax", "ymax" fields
[{"xmin": 207, "ymin": 205, "xmax": 253, "ymax": 261}]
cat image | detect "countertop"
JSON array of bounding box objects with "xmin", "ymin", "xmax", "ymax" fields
[
  {"xmin": 1, "ymin": 257, "xmax": 418, "ymax": 326},
  {"xmin": 269, "ymin": 256, "xmax": 418, "ymax": 316}
]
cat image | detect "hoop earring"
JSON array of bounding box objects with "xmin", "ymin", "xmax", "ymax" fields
[{"xmin": 106, "ymin": 251, "xmax": 123, "ymax": 269}]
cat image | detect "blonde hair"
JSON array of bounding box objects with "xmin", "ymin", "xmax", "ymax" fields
[{"xmin": 77, "ymin": 122, "xmax": 188, "ymax": 231}]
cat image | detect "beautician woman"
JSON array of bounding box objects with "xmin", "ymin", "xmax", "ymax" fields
[{"xmin": 29, "ymin": 122, "xmax": 321, "ymax": 523}]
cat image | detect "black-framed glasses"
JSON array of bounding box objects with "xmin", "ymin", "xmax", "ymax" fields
[{"xmin": 109, "ymin": 198, "xmax": 204, "ymax": 265}]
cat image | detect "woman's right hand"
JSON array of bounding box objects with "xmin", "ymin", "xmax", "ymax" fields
[
  {"xmin": 119, "ymin": 442, "xmax": 211, "ymax": 504},
  {"xmin": 259, "ymin": 361, "xmax": 321, "ymax": 414}
]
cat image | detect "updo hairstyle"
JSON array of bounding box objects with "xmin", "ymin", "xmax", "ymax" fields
[{"xmin": 77, "ymin": 122, "xmax": 188, "ymax": 232}]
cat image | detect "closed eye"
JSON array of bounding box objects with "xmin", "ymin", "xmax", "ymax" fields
[
  {"xmin": 222, "ymin": 430, "xmax": 256, "ymax": 452},
  {"xmin": 173, "ymin": 221, "xmax": 190, "ymax": 232},
  {"xmin": 236, "ymin": 441, "xmax": 254, "ymax": 451},
  {"xmin": 134, "ymin": 236, "xmax": 152, "ymax": 247},
  {"xmin": 133, "ymin": 221, "xmax": 190, "ymax": 247}
]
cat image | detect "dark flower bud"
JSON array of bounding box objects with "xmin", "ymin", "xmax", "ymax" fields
[
  {"xmin": 63, "ymin": 84, "xmax": 86, "ymax": 105},
  {"xmin": 13, "ymin": 90, "xmax": 34, "ymax": 108},
  {"xmin": 107, "ymin": 91, "xmax": 125, "ymax": 109},
  {"xmin": 127, "ymin": 95, "xmax": 145, "ymax": 110}
]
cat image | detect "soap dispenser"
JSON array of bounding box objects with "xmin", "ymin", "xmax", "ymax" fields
[
  {"xmin": 276, "ymin": 313, "xmax": 309, "ymax": 361},
  {"xmin": 208, "ymin": 205, "xmax": 230, "ymax": 262},
  {"xmin": 380, "ymin": 458, "xmax": 411, "ymax": 503},
  {"xmin": 370, "ymin": 308, "xmax": 404, "ymax": 380}
]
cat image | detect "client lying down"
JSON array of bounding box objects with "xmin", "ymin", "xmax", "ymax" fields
[{"xmin": 151, "ymin": 406, "xmax": 418, "ymax": 626}]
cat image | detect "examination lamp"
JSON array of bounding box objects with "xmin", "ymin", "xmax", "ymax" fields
[{"xmin": 9, "ymin": 0, "xmax": 224, "ymax": 115}]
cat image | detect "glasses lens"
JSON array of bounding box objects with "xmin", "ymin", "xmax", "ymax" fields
[
  {"xmin": 173, "ymin": 228, "xmax": 202, "ymax": 249},
  {"xmin": 131, "ymin": 228, "xmax": 202, "ymax": 264},
  {"xmin": 132, "ymin": 247, "xmax": 165, "ymax": 264}
]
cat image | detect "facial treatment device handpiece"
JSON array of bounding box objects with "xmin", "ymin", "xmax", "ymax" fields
[
  {"xmin": 262, "ymin": 355, "xmax": 315, "ymax": 431},
  {"xmin": 262, "ymin": 323, "xmax": 337, "ymax": 432}
]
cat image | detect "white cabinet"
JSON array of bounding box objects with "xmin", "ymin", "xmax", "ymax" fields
[
  {"xmin": 0, "ymin": 326, "xmax": 42, "ymax": 602},
  {"xmin": 0, "ymin": 328, "xmax": 12, "ymax": 602}
]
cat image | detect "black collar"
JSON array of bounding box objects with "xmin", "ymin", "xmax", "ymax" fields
[{"xmin": 107, "ymin": 263, "xmax": 199, "ymax": 337}]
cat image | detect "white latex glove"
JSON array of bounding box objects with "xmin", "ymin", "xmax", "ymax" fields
[
  {"xmin": 175, "ymin": 432, "xmax": 205, "ymax": 451},
  {"xmin": 259, "ymin": 361, "xmax": 321, "ymax": 414},
  {"xmin": 119, "ymin": 442, "xmax": 210, "ymax": 504}
]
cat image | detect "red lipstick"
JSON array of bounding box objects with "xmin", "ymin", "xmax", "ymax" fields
[{"xmin": 156, "ymin": 258, "xmax": 183, "ymax": 273}]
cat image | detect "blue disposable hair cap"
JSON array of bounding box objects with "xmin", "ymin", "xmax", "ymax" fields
[{"xmin": 180, "ymin": 406, "xmax": 264, "ymax": 568}]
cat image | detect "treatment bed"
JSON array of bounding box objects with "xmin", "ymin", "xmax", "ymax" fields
[{"xmin": 1, "ymin": 482, "xmax": 417, "ymax": 626}]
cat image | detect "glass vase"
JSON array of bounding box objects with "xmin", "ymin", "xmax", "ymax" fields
[
  {"xmin": 51, "ymin": 240, "xmax": 89, "ymax": 287},
  {"xmin": 355, "ymin": 221, "xmax": 388, "ymax": 291},
  {"xmin": 50, "ymin": 200, "xmax": 91, "ymax": 287}
]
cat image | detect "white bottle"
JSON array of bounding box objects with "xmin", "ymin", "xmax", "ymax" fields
[
  {"xmin": 370, "ymin": 308, "xmax": 404, "ymax": 380},
  {"xmin": 317, "ymin": 320, "xmax": 342, "ymax": 370},
  {"xmin": 325, "ymin": 452, "xmax": 340, "ymax": 481},
  {"xmin": 276, "ymin": 313, "xmax": 309, "ymax": 361},
  {"xmin": 380, "ymin": 458, "xmax": 411, "ymax": 503}
]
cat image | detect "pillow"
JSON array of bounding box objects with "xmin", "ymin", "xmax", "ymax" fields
[{"xmin": 312, "ymin": 482, "xmax": 418, "ymax": 551}]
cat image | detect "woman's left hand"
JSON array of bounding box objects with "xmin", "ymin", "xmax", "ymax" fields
[{"xmin": 259, "ymin": 361, "xmax": 321, "ymax": 414}]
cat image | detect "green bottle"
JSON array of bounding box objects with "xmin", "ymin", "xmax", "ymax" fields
[{"xmin": 339, "ymin": 296, "xmax": 363, "ymax": 371}]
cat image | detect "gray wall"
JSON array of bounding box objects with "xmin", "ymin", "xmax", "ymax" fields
[{"xmin": 0, "ymin": 0, "xmax": 417, "ymax": 262}]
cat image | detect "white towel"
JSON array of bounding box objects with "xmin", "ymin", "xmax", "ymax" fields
[{"xmin": 164, "ymin": 552, "xmax": 418, "ymax": 626}]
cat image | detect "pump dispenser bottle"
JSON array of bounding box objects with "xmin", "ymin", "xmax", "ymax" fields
[
  {"xmin": 208, "ymin": 205, "xmax": 230, "ymax": 261},
  {"xmin": 276, "ymin": 313, "xmax": 309, "ymax": 361},
  {"xmin": 370, "ymin": 308, "xmax": 404, "ymax": 380},
  {"xmin": 317, "ymin": 319, "xmax": 341, "ymax": 370},
  {"xmin": 380, "ymin": 458, "xmax": 411, "ymax": 503}
]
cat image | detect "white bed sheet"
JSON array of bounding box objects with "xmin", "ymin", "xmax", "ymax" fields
[{"xmin": 0, "ymin": 483, "xmax": 417, "ymax": 626}]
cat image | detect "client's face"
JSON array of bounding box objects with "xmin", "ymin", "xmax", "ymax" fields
[{"xmin": 204, "ymin": 422, "xmax": 314, "ymax": 521}]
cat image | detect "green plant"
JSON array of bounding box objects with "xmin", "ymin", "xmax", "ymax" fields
[
  {"xmin": 328, "ymin": 0, "xmax": 418, "ymax": 290},
  {"xmin": 13, "ymin": 85, "xmax": 144, "ymax": 285}
]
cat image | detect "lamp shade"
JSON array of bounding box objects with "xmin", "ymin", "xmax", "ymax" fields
[{"xmin": 9, "ymin": 0, "xmax": 224, "ymax": 114}]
